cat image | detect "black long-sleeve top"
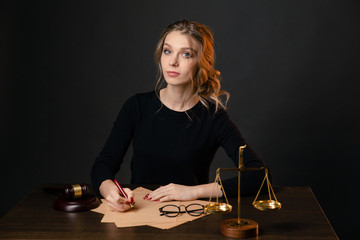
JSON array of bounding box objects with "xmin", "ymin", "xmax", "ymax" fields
[{"xmin": 91, "ymin": 91, "xmax": 266, "ymax": 197}]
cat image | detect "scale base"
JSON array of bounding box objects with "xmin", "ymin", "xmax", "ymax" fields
[{"xmin": 220, "ymin": 218, "xmax": 259, "ymax": 239}]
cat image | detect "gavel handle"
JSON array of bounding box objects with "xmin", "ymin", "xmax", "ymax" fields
[{"xmin": 43, "ymin": 187, "xmax": 63, "ymax": 197}]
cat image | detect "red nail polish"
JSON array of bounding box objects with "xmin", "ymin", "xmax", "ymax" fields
[
  {"xmin": 130, "ymin": 197, "xmax": 134, "ymax": 203},
  {"xmin": 148, "ymin": 197, "xmax": 152, "ymax": 201}
]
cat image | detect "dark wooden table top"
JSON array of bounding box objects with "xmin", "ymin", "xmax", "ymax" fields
[{"xmin": 0, "ymin": 184, "xmax": 338, "ymax": 240}]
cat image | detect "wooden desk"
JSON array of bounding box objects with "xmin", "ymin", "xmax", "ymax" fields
[{"xmin": 0, "ymin": 185, "xmax": 338, "ymax": 240}]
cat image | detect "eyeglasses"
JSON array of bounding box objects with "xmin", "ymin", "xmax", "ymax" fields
[{"xmin": 159, "ymin": 203, "xmax": 204, "ymax": 217}]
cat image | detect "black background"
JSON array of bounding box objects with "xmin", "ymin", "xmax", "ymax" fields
[{"xmin": 2, "ymin": 1, "xmax": 360, "ymax": 239}]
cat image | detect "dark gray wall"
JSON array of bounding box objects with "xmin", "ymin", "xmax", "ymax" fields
[{"xmin": 2, "ymin": 1, "xmax": 360, "ymax": 239}]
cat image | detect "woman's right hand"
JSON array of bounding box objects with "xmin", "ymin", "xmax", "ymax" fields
[{"xmin": 99, "ymin": 179, "xmax": 134, "ymax": 212}]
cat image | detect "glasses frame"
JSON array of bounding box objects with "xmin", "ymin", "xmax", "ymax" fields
[{"xmin": 159, "ymin": 203, "xmax": 204, "ymax": 217}]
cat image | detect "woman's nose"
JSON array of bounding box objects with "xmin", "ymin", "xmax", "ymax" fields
[{"xmin": 169, "ymin": 55, "xmax": 179, "ymax": 67}]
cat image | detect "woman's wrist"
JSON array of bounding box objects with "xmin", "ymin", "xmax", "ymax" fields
[
  {"xmin": 193, "ymin": 183, "xmax": 222, "ymax": 199},
  {"xmin": 99, "ymin": 179, "xmax": 115, "ymax": 198}
]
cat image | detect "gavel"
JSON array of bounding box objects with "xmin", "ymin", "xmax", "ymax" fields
[
  {"xmin": 44, "ymin": 183, "xmax": 90, "ymax": 201},
  {"xmin": 45, "ymin": 183, "xmax": 100, "ymax": 212},
  {"xmin": 62, "ymin": 183, "xmax": 90, "ymax": 200}
]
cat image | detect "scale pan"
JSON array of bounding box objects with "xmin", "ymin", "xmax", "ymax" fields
[
  {"xmin": 253, "ymin": 200, "xmax": 281, "ymax": 211},
  {"xmin": 204, "ymin": 203, "xmax": 232, "ymax": 213}
]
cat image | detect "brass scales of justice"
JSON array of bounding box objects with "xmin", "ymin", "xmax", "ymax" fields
[{"xmin": 204, "ymin": 145, "xmax": 281, "ymax": 238}]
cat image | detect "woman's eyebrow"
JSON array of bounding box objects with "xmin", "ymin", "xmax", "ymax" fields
[{"xmin": 163, "ymin": 43, "xmax": 197, "ymax": 53}]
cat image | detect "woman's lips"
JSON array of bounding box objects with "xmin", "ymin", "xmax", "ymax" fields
[{"xmin": 167, "ymin": 71, "xmax": 180, "ymax": 77}]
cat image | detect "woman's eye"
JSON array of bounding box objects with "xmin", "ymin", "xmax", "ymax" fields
[
  {"xmin": 182, "ymin": 52, "xmax": 191, "ymax": 58},
  {"xmin": 164, "ymin": 49, "xmax": 171, "ymax": 54}
]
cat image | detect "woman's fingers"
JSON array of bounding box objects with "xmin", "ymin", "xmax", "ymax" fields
[
  {"xmin": 147, "ymin": 183, "xmax": 196, "ymax": 202},
  {"xmin": 124, "ymin": 188, "xmax": 135, "ymax": 203},
  {"xmin": 99, "ymin": 180, "xmax": 135, "ymax": 212},
  {"xmin": 106, "ymin": 189, "xmax": 134, "ymax": 212}
]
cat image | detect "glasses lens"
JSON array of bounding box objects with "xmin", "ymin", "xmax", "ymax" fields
[
  {"xmin": 186, "ymin": 204, "xmax": 204, "ymax": 216},
  {"xmin": 161, "ymin": 205, "xmax": 179, "ymax": 217}
]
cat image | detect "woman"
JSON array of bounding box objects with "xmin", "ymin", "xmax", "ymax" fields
[{"xmin": 91, "ymin": 19, "xmax": 266, "ymax": 212}]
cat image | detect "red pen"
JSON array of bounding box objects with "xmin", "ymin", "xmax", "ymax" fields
[{"xmin": 113, "ymin": 179, "xmax": 135, "ymax": 209}]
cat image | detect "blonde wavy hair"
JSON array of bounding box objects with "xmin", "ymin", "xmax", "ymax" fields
[{"xmin": 154, "ymin": 19, "xmax": 229, "ymax": 112}]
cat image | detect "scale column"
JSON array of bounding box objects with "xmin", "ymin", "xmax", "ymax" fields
[{"xmin": 237, "ymin": 145, "xmax": 245, "ymax": 224}]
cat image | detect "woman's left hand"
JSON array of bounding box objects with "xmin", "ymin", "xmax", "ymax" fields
[{"xmin": 146, "ymin": 183, "xmax": 197, "ymax": 202}]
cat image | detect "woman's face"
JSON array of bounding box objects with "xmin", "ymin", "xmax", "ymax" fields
[{"xmin": 160, "ymin": 31, "xmax": 200, "ymax": 88}]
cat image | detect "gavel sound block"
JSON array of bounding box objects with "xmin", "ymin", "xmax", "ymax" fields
[{"xmin": 48, "ymin": 184, "xmax": 100, "ymax": 212}]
